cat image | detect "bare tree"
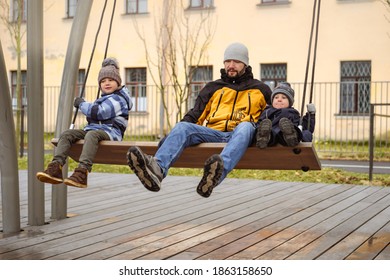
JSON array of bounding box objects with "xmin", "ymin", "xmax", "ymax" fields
[
  {"xmin": 383, "ymin": 0, "xmax": 390, "ymax": 37},
  {"xmin": 133, "ymin": 0, "xmax": 216, "ymax": 131},
  {"xmin": 0, "ymin": 0, "xmax": 26, "ymax": 156}
]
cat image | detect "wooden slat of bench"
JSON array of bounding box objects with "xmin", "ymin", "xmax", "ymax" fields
[{"xmin": 51, "ymin": 139, "xmax": 322, "ymax": 171}]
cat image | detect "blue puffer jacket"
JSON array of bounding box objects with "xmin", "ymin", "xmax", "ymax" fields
[{"xmin": 78, "ymin": 86, "xmax": 132, "ymax": 141}]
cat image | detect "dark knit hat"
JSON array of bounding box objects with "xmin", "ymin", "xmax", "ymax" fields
[
  {"xmin": 98, "ymin": 58, "xmax": 122, "ymax": 86},
  {"xmin": 271, "ymin": 82, "xmax": 295, "ymax": 106},
  {"xmin": 224, "ymin": 42, "xmax": 249, "ymax": 65}
]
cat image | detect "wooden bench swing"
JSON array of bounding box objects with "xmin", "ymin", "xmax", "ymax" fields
[
  {"xmin": 51, "ymin": 139, "xmax": 322, "ymax": 171},
  {"xmin": 53, "ymin": 0, "xmax": 322, "ymax": 173}
]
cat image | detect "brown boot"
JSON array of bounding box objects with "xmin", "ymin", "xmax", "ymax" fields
[
  {"xmin": 36, "ymin": 161, "xmax": 63, "ymax": 184},
  {"xmin": 196, "ymin": 154, "xmax": 224, "ymax": 198},
  {"xmin": 63, "ymin": 167, "xmax": 88, "ymax": 188},
  {"xmin": 279, "ymin": 117, "xmax": 299, "ymax": 147}
]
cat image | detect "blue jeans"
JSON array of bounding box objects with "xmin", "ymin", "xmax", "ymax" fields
[{"xmin": 155, "ymin": 121, "xmax": 256, "ymax": 182}]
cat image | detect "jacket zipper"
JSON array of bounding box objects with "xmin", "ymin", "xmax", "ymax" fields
[
  {"xmin": 248, "ymin": 91, "xmax": 254, "ymax": 122},
  {"xmin": 225, "ymin": 90, "xmax": 239, "ymax": 130},
  {"xmin": 211, "ymin": 89, "xmax": 224, "ymax": 118}
]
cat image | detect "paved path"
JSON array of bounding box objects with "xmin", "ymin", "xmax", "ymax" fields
[{"xmin": 321, "ymin": 160, "xmax": 390, "ymax": 174}]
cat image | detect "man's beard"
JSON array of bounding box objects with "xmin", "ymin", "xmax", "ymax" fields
[{"xmin": 227, "ymin": 67, "xmax": 246, "ymax": 78}]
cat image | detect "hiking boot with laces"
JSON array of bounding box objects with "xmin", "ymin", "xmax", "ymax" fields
[
  {"xmin": 256, "ymin": 119, "xmax": 272, "ymax": 149},
  {"xmin": 36, "ymin": 161, "xmax": 63, "ymax": 184},
  {"xmin": 63, "ymin": 167, "xmax": 88, "ymax": 188},
  {"xmin": 196, "ymin": 154, "xmax": 224, "ymax": 198},
  {"xmin": 127, "ymin": 146, "xmax": 163, "ymax": 192},
  {"xmin": 279, "ymin": 117, "xmax": 299, "ymax": 147}
]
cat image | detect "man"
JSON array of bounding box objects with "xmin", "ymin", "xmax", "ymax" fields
[{"xmin": 127, "ymin": 42, "xmax": 272, "ymax": 198}]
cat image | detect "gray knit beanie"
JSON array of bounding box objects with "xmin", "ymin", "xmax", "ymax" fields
[
  {"xmin": 98, "ymin": 57, "xmax": 122, "ymax": 86},
  {"xmin": 223, "ymin": 42, "xmax": 249, "ymax": 66},
  {"xmin": 271, "ymin": 82, "xmax": 295, "ymax": 106}
]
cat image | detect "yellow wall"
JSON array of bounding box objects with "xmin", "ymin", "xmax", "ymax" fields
[
  {"xmin": 1, "ymin": 0, "xmax": 389, "ymax": 139},
  {"xmin": 1, "ymin": 0, "xmax": 389, "ymax": 85}
]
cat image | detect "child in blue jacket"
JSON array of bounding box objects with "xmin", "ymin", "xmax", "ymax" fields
[{"xmin": 37, "ymin": 58, "xmax": 132, "ymax": 188}]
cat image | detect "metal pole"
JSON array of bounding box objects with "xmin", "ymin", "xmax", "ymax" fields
[
  {"xmin": 368, "ymin": 103, "xmax": 374, "ymax": 182},
  {"xmin": 27, "ymin": 0, "xmax": 45, "ymax": 226},
  {"xmin": 0, "ymin": 41, "xmax": 21, "ymax": 233},
  {"xmin": 51, "ymin": 0, "xmax": 93, "ymax": 220},
  {"xmin": 158, "ymin": 0, "xmax": 170, "ymax": 138},
  {"xmin": 20, "ymin": 105, "xmax": 25, "ymax": 157}
]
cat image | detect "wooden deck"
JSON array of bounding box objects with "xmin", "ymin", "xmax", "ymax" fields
[{"xmin": 0, "ymin": 170, "xmax": 389, "ymax": 260}]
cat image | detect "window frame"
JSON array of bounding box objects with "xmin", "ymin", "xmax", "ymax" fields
[
  {"xmin": 11, "ymin": 70, "xmax": 27, "ymax": 109},
  {"xmin": 126, "ymin": 0, "xmax": 148, "ymax": 15},
  {"xmin": 260, "ymin": 63, "xmax": 287, "ymax": 90},
  {"xmin": 188, "ymin": 0, "xmax": 214, "ymax": 10},
  {"xmin": 188, "ymin": 65, "xmax": 213, "ymax": 109},
  {"xmin": 12, "ymin": 0, "xmax": 27, "ymax": 23},
  {"xmin": 339, "ymin": 60, "xmax": 371, "ymax": 116},
  {"xmin": 258, "ymin": 0, "xmax": 290, "ymax": 5},
  {"xmin": 75, "ymin": 69, "xmax": 85, "ymax": 98},
  {"xmin": 66, "ymin": 0, "xmax": 78, "ymax": 18},
  {"xmin": 125, "ymin": 67, "xmax": 147, "ymax": 112}
]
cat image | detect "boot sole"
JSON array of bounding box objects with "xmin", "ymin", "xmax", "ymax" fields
[
  {"xmin": 63, "ymin": 178, "xmax": 87, "ymax": 188},
  {"xmin": 36, "ymin": 172, "xmax": 63, "ymax": 184},
  {"xmin": 279, "ymin": 118, "xmax": 299, "ymax": 147},
  {"xmin": 127, "ymin": 147, "xmax": 161, "ymax": 192},
  {"xmin": 256, "ymin": 119, "xmax": 272, "ymax": 149},
  {"xmin": 196, "ymin": 155, "xmax": 223, "ymax": 198}
]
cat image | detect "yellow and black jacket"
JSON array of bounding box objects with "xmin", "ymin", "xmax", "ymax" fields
[{"xmin": 182, "ymin": 66, "xmax": 272, "ymax": 132}]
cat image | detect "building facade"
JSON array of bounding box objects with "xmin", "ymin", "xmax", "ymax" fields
[{"xmin": 1, "ymin": 0, "xmax": 389, "ymax": 144}]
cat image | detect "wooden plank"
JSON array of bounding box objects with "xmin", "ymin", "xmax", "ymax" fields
[
  {"xmin": 345, "ymin": 212, "xmax": 390, "ymax": 260},
  {"xmin": 194, "ymin": 184, "xmax": 359, "ymax": 260},
  {"xmin": 285, "ymin": 189, "xmax": 390, "ymax": 260},
  {"xmin": 1, "ymin": 171, "xmax": 390, "ymax": 260},
  {"xmin": 51, "ymin": 138, "xmax": 322, "ymax": 171}
]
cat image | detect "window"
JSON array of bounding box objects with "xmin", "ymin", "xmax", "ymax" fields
[
  {"xmin": 126, "ymin": 0, "xmax": 148, "ymax": 14},
  {"xmin": 188, "ymin": 66, "xmax": 213, "ymax": 109},
  {"xmin": 340, "ymin": 61, "xmax": 371, "ymax": 115},
  {"xmin": 67, "ymin": 0, "xmax": 78, "ymax": 18},
  {"xmin": 75, "ymin": 69, "xmax": 85, "ymax": 97},
  {"xmin": 260, "ymin": 63, "xmax": 287, "ymax": 90},
  {"xmin": 189, "ymin": 0, "xmax": 214, "ymax": 9},
  {"xmin": 260, "ymin": 0, "xmax": 289, "ymax": 4},
  {"xmin": 11, "ymin": 70, "xmax": 27, "ymax": 109},
  {"xmin": 125, "ymin": 68, "xmax": 147, "ymax": 112},
  {"xmin": 12, "ymin": 0, "xmax": 27, "ymax": 22}
]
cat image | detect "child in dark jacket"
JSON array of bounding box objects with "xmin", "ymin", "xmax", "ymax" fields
[{"xmin": 256, "ymin": 82, "xmax": 302, "ymax": 148}]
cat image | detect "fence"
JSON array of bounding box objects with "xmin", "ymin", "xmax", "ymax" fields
[{"xmin": 16, "ymin": 81, "xmax": 390, "ymax": 159}]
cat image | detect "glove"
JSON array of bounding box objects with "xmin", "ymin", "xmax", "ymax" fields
[
  {"xmin": 73, "ymin": 97, "xmax": 85, "ymax": 109},
  {"xmin": 307, "ymin": 103, "xmax": 316, "ymax": 114}
]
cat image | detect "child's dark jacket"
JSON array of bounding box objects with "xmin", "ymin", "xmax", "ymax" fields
[{"xmin": 258, "ymin": 106, "xmax": 302, "ymax": 146}]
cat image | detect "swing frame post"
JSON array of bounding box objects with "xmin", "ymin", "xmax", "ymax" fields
[
  {"xmin": 27, "ymin": 0, "xmax": 45, "ymax": 226},
  {"xmin": 52, "ymin": 0, "xmax": 93, "ymax": 220}
]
